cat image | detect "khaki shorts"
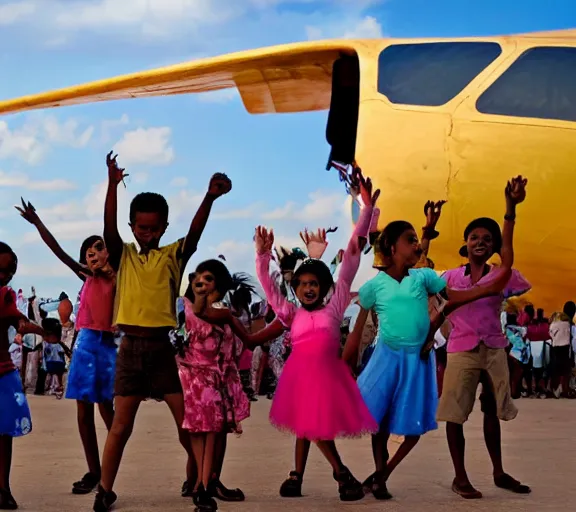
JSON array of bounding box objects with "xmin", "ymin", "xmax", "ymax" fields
[{"xmin": 437, "ymin": 344, "xmax": 517, "ymax": 425}]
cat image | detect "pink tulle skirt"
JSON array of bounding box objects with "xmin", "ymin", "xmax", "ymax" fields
[{"xmin": 269, "ymin": 341, "xmax": 378, "ymax": 441}]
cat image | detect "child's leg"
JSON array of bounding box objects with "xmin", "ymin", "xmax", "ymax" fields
[
  {"xmin": 386, "ymin": 435, "xmax": 420, "ymax": 477},
  {"xmin": 371, "ymin": 431, "xmax": 390, "ymax": 473},
  {"xmin": 279, "ymin": 438, "xmax": 310, "ymax": 497},
  {"xmin": 316, "ymin": 440, "xmax": 364, "ymax": 501},
  {"xmin": 0, "ymin": 436, "xmax": 13, "ymax": 491},
  {"xmin": 164, "ymin": 392, "xmax": 195, "ymax": 483},
  {"xmin": 99, "ymin": 395, "xmax": 142, "ymax": 492},
  {"xmin": 77, "ymin": 401, "xmax": 101, "ymax": 476},
  {"xmin": 190, "ymin": 434, "xmax": 206, "ymax": 491},
  {"xmin": 97, "ymin": 401, "xmax": 115, "ymax": 431}
]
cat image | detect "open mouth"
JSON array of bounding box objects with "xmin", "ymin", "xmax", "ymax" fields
[{"xmin": 303, "ymin": 292, "xmax": 317, "ymax": 302}]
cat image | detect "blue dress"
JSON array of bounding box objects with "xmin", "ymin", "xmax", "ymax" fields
[{"xmin": 357, "ymin": 269, "xmax": 446, "ymax": 436}]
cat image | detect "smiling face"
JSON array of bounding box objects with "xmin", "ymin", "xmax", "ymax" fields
[
  {"xmin": 466, "ymin": 227, "xmax": 494, "ymax": 263},
  {"xmin": 295, "ymin": 272, "xmax": 321, "ymax": 306},
  {"xmin": 392, "ymin": 228, "xmax": 422, "ymax": 268},
  {"xmin": 85, "ymin": 239, "xmax": 110, "ymax": 273},
  {"xmin": 130, "ymin": 212, "xmax": 167, "ymax": 251}
]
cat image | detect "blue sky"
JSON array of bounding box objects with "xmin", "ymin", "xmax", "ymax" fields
[{"xmin": 0, "ymin": 0, "xmax": 574, "ymax": 299}]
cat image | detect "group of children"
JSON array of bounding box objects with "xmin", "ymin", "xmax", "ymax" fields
[{"xmin": 0, "ymin": 154, "xmax": 539, "ymax": 511}]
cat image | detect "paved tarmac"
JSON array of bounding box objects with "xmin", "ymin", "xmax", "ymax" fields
[{"xmin": 10, "ymin": 394, "xmax": 575, "ymax": 511}]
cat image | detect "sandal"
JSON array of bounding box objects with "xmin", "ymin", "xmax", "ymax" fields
[
  {"xmin": 451, "ymin": 479, "xmax": 483, "ymax": 499},
  {"xmin": 181, "ymin": 480, "xmax": 197, "ymax": 498},
  {"xmin": 72, "ymin": 472, "xmax": 100, "ymax": 495},
  {"xmin": 372, "ymin": 471, "xmax": 393, "ymax": 500},
  {"xmin": 194, "ymin": 484, "xmax": 217, "ymax": 511},
  {"xmin": 0, "ymin": 488, "xmax": 18, "ymax": 510},
  {"xmin": 361, "ymin": 472, "xmax": 377, "ymax": 493},
  {"xmin": 208, "ymin": 478, "xmax": 245, "ymax": 501},
  {"xmin": 494, "ymin": 474, "xmax": 531, "ymax": 494},
  {"xmin": 279, "ymin": 471, "xmax": 303, "ymax": 498},
  {"xmin": 334, "ymin": 466, "xmax": 364, "ymax": 502},
  {"xmin": 93, "ymin": 485, "xmax": 117, "ymax": 512}
]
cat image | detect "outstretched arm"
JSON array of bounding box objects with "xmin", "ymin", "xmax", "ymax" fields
[
  {"xmin": 229, "ymin": 316, "xmax": 286, "ymax": 350},
  {"xmin": 255, "ymin": 226, "xmax": 297, "ymax": 326},
  {"xmin": 104, "ymin": 152, "xmax": 127, "ymax": 270},
  {"xmin": 421, "ymin": 200, "xmax": 445, "ymax": 257},
  {"xmin": 16, "ymin": 199, "xmax": 88, "ymax": 281},
  {"xmin": 181, "ymin": 173, "xmax": 232, "ymax": 266}
]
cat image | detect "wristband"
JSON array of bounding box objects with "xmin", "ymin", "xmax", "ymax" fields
[
  {"xmin": 422, "ymin": 227, "xmax": 439, "ymax": 240},
  {"xmin": 504, "ymin": 213, "xmax": 516, "ymax": 222}
]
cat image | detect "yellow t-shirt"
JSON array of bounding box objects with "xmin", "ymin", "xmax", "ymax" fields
[{"xmin": 114, "ymin": 239, "xmax": 183, "ymax": 328}]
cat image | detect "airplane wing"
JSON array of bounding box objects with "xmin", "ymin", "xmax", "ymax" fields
[{"xmin": 0, "ymin": 41, "xmax": 356, "ymax": 116}]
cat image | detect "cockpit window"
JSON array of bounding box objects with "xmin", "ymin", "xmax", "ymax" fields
[
  {"xmin": 378, "ymin": 42, "xmax": 502, "ymax": 106},
  {"xmin": 477, "ymin": 46, "xmax": 576, "ymax": 122}
]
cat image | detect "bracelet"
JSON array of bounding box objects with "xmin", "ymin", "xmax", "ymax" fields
[
  {"xmin": 504, "ymin": 213, "xmax": 516, "ymax": 222},
  {"xmin": 422, "ymin": 227, "xmax": 439, "ymax": 240}
]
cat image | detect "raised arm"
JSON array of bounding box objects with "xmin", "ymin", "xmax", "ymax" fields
[
  {"xmin": 501, "ymin": 176, "xmax": 527, "ymax": 269},
  {"xmin": 421, "ymin": 200, "xmax": 445, "ymax": 256},
  {"xmin": 104, "ymin": 152, "xmax": 127, "ymax": 269},
  {"xmin": 255, "ymin": 226, "xmax": 297, "ymax": 326},
  {"xmin": 181, "ymin": 173, "xmax": 232, "ymax": 266},
  {"xmin": 16, "ymin": 199, "xmax": 88, "ymax": 281},
  {"xmin": 330, "ymin": 169, "xmax": 379, "ymax": 316}
]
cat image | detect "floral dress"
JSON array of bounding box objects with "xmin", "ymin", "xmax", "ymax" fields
[{"xmin": 177, "ymin": 298, "xmax": 249, "ymax": 433}]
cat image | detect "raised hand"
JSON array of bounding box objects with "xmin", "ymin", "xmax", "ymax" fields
[
  {"xmin": 300, "ymin": 228, "xmax": 328, "ymax": 259},
  {"xmin": 354, "ymin": 166, "xmax": 380, "ymax": 207},
  {"xmin": 15, "ymin": 198, "xmax": 40, "ymax": 225},
  {"xmin": 505, "ymin": 175, "xmax": 528, "ymax": 207},
  {"xmin": 207, "ymin": 173, "xmax": 232, "ymax": 199},
  {"xmin": 255, "ymin": 226, "xmax": 274, "ymax": 254},
  {"xmin": 424, "ymin": 200, "xmax": 446, "ymax": 230},
  {"xmin": 106, "ymin": 151, "xmax": 128, "ymax": 187}
]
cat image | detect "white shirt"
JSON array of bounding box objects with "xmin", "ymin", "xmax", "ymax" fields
[
  {"xmin": 434, "ymin": 329, "xmax": 447, "ymax": 349},
  {"xmin": 9, "ymin": 343, "xmax": 22, "ymax": 369},
  {"xmin": 549, "ymin": 320, "xmax": 571, "ymax": 347}
]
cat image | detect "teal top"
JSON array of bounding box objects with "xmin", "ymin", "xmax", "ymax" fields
[{"xmin": 358, "ymin": 268, "xmax": 446, "ymax": 350}]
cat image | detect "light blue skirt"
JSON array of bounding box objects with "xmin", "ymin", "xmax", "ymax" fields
[
  {"xmin": 0, "ymin": 369, "xmax": 32, "ymax": 437},
  {"xmin": 66, "ymin": 329, "xmax": 118, "ymax": 404},
  {"xmin": 357, "ymin": 341, "xmax": 438, "ymax": 436}
]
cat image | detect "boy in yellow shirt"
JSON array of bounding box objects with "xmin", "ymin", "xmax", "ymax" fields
[{"xmin": 94, "ymin": 152, "xmax": 231, "ymax": 512}]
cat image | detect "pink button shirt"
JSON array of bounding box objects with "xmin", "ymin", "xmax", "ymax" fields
[
  {"xmin": 76, "ymin": 275, "xmax": 116, "ymax": 333},
  {"xmin": 444, "ymin": 265, "xmax": 531, "ymax": 353}
]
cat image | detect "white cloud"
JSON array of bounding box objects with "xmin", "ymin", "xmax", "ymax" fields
[
  {"xmin": 306, "ymin": 14, "xmax": 384, "ymax": 40},
  {"xmin": 21, "ymin": 220, "xmax": 103, "ymax": 244},
  {"xmin": 170, "ymin": 176, "xmax": 188, "ymax": 187},
  {"xmin": 343, "ymin": 16, "xmax": 383, "ymax": 38},
  {"xmin": 0, "ymin": 116, "xmax": 94, "ymax": 165},
  {"xmin": 169, "ymin": 189, "xmax": 204, "ymax": 223},
  {"xmin": 113, "ymin": 127, "xmax": 174, "ymax": 166},
  {"xmin": 213, "ymin": 203, "xmax": 263, "ymax": 220},
  {"xmin": 263, "ymin": 190, "xmax": 345, "ymax": 222},
  {"xmin": 0, "ymin": 171, "xmax": 76, "ymax": 191},
  {"xmin": 0, "ymin": 2, "xmax": 35, "ymax": 25},
  {"xmin": 17, "ymin": 262, "xmax": 73, "ymax": 278}
]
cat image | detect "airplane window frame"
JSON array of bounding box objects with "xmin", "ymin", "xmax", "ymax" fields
[
  {"xmin": 476, "ymin": 46, "xmax": 576, "ymax": 122},
  {"xmin": 377, "ymin": 41, "xmax": 502, "ymax": 107}
]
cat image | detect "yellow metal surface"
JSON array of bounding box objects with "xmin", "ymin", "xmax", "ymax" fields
[{"xmin": 0, "ymin": 30, "xmax": 574, "ymax": 311}]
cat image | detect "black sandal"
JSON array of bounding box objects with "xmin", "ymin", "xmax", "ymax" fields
[
  {"xmin": 0, "ymin": 488, "xmax": 18, "ymax": 510},
  {"xmin": 194, "ymin": 484, "xmax": 217, "ymax": 511},
  {"xmin": 208, "ymin": 478, "xmax": 245, "ymax": 501},
  {"xmin": 182, "ymin": 480, "xmax": 197, "ymax": 498},
  {"xmin": 93, "ymin": 485, "xmax": 117, "ymax": 512},
  {"xmin": 334, "ymin": 466, "xmax": 365, "ymax": 502},
  {"xmin": 494, "ymin": 474, "xmax": 531, "ymax": 494},
  {"xmin": 72, "ymin": 472, "xmax": 100, "ymax": 495},
  {"xmin": 371, "ymin": 471, "xmax": 393, "ymax": 500},
  {"xmin": 362, "ymin": 472, "xmax": 377, "ymax": 493},
  {"xmin": 279, "ymin": 471, "xmax": 303, "ymax": 497}
]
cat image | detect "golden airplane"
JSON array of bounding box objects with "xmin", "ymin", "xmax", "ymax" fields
[{"xmin": 0, "ymin": 29, "xmax": 574, "ymax": 311}]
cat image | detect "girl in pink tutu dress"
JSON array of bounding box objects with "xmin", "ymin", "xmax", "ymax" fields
[
  {"xmin": 178, "ymin": 260, "xmax": 284, "ymax": 511},
  {"xmin": 254, "ymin": 169, "xmax": 380, "ymax": 502}
]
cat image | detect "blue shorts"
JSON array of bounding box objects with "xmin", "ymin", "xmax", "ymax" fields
[
  {"xmin": 65, "ymin": 329, "xmax": 118, "ymax": 404},
  {"xmin": 0, "ymin": 370, "xmax": 32, "ymax": 437}
]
